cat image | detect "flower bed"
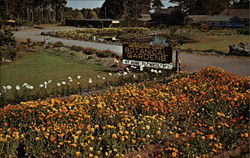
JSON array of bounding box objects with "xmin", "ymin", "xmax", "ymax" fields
[{"xmin": 0, "ymin": 67, "xmax": 249, "ymax": 157}]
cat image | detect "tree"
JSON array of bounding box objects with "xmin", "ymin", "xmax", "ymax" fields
[
  {"xmin": 152, "ymin": 0, "xmax": 164, "ymax": 11},
  {"xmin": 0, "ymin": 0, "xmax": 67, "ymax": 24},
  {"xmin": 232, "ymin": 0, "xmax": 249, "ymax": 8},
  {"xmin": 73, "ymin": 10, "xmax": 84, "ymax": 20},
  {"xmin": 169, "ymin": 0, "xmax": 231, "ymax": 15},
  {"xmin": 99, "ymin": 0, "xmax": 153, "ymax": 20},
  {"xmin": 90, "ymin": 10, "xmax": 98, "ymax": 19}
]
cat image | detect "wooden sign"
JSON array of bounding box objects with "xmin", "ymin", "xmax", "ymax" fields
[{"xmin": 122, "ymin": 43, "xmax": 173, "ymax": 69}]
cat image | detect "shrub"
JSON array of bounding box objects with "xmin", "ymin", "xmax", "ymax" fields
[
  {"xmin": 0, "ymin": 46, "xmax": 16, "ymax": 61},
  {"xmin": 0, "ymin": 30, "xmax": 16, "ymax": 47},
  {"xmin": 53, "ymin": 41, "xmax": 64, "ymax": 47},
  {"xmin": 70, "ymin": 45, "xmax": 83, "ymax": 52},
  {"xmin": 15, "ymin": 19, "xmax": 33, "ymax": 26}
]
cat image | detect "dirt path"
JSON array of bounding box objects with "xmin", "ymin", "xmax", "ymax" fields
[{"xmin": 13, "ymin": 26, "xmax": 250, "ymax": 76}]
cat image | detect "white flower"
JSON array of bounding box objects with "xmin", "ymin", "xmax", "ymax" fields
[
  {"xmin": 109, "ymin": 73, "xmax": 112, "ymax": 76},
  {"xmin": 44, "ymin": 85, "xmax": 47, "ymax": 89},
  {"xmin": 57, "ymin": 83, "xmax": 61, "ymax": 87},
  {"xmin": 77, "ymin": 82, "xmax": 80, "ymax": 85},
  {"xmin": 77, "ymin": 75, "xmax": 81, "ymax": 79},
  {"xmin": 69, "ymin": 79, "xmax": 73, "ymax": 82},
  {"xmin": 133, "ymin": 74, "xmax": 136, "ymax": 78},
  {"xmin": 6, "ymin": 85, "xmax": 11, "ymax": 90},
  {"xmin": 39, "ymin": 84, "xmax": 44, "ymax": 88},
  {"xmin": 151, "ymin": 69, "xmax": 154, "ymax": 73},
  {"xmin": 102, "ymin": 77, "xmax": 106, "ymax": 80},
  {"xmin": 68, "ymin": 76, "xmax": 72, "ymax": 80},
  {"xmin": 22, "ymin": 83, "xmax": 28, "ymax": 87},
  {"xmin": 28, "ymin": 86, "xmax": 34, "ymax": 89},
  {"xmin": 61, "ymin": 81, "xmax": 66, "ymax": 85},
  {"xmin": 2, "ymin": 86, "xmax": 6, "ymax": 90},
  {"xmin": 140, "ymin": 66, "xmax": 144, "ymax": 71},
  {"xmin": 158, "ymin": 70, "xmax": 162, "ymax": 74},
  {"xmin": 44, "ymin": 81, "xmax": 48, "ymax": 85},
  {"xmin": 48, "ymin": 80, "xmax": 52, "ymax": 84},
  {"xmin": 123, "ymin": 72, "xmax": 128, "ymax": 76},
  {"xmin": 97, "ymin": 75, "xmax": 101, "ymax": 78},
  {"xmin": 15, "ymin": 85, "xmax": 20, "ymax": 91},
  {"xmin": 89, "ymin": 78, "xmax": 93, "ymax": 84},
  {"xmin": 126, "ymin": 67, "xmax": 129, "ymax": 71},
  {"xmin": 117, "ymin": 73, "xmax": 121, "ymax": 76}
]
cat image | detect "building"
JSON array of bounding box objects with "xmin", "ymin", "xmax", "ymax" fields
[
  {"xmin": 220, "ymin": 9, "xmax": 249, "ymax": 25},
  {"xmin": 150, "ymin": 7, "xmax": 186, "ymax": 25},
  {"xmin": 185, "ymin": 15, "xmax": 212, "ymax": 26},
  {"xmin": 207, "ymin": 16, "xmax": 244, "ymax": 28}
]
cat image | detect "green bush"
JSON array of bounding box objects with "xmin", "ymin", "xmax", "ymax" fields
[
  {"xmin": 15, "ymin": 19, "xmax": 33, "ymax": 26},
  {"xmin": 53, "ymin": 41, "xmax": 64, "ymax": 47},
  {"xmin": 70, "ymin": 45, "xmax": 83, "ymax": 52},
  {"xmin": 0, "ymin": 30, "xmax": 16, "ymax": 47},
  {"xmin": 0, "ymin": 46, "xmax": 16, "ymax": 62}
]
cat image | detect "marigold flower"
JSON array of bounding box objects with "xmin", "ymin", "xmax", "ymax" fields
[
  {"xmin": 75, "ymin": 151, "xmax": 81, "ymax": 157},
  {"xmin": 172, "ymin": 152, "xmax": 177, "ymax": 157}
]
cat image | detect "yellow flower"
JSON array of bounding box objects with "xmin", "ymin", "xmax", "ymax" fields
[
  {"xmin": 89, "ymin": 147, "xmax": 94, "ymax": 152},
  {"xmin": 136, "ymin": 154, "xmax": 142, "ymax": 158},
  {"xmin": 145, "ymin": 125, "xmax": 150, "ymax": 130},
  {"xmin": 201, "ymin": 136, "xmax": 206, "ymax": 140},
  {"xmin": 89, "ymin": 153, "xmax": 94, "ymax": 157},
  {"xmin": 175, "ymin": 133, "xmax": 179, "ymax": 138},
  {"xmin": 207, "ymin": 134, "xmax": 214, "ymax": 140},
  {"xmin": 112, "ymin": 133, "xmax": 118, "ymax": 139},
  {"xmin": 70, "ymin": 143, "xmax": 77, "ymax": 147},
  {"xmin": 131, "ymin": 139, "xmax": 136, "ymax": 144},
  {"xmin": 216, "ymin": 112, "xmax": 225, "ymax": 117},
  {"xmin": 35, "ymin": 137, "xmax": 40, "ymax": 141},
  {"xmin": 172, "ymin": 152, "xmax": 177, "ymax": 157},
  {"xmin": 156, "ymin": 130, "xmax": 161, "ymax": 135},
  {"xmin": 75, "ymin": 151, "xmax": 81, "ymax": 157}
]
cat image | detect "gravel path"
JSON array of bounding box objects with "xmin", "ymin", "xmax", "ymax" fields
[{"xmin": 14, "ymin": 26, "xmax": 250, "ymax": 76}]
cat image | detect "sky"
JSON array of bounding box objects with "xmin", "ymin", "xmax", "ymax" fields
[{"xmin": 66, "ymin": 0, "xmax": 176, "ymax": 9}]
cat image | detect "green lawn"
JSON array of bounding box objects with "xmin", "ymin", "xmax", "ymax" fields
[
  {"xmin": 0, "ymin": 50, "xmax": 109, "ymax": 87},
  {"xmin": 181, "ymin": 35, "xmax": 250, "ymax": 53}
]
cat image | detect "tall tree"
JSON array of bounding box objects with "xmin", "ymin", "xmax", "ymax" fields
[{"xmin": 169, "ymin": 0, "xmax": 231, "ymax": 15}]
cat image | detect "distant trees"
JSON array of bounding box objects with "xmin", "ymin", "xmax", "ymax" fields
[
  {"xmin": 169, "ymin": 0, "xmax": 249, "ymax": 15},
  {"xmin": 99, "ymin": 0, "xmax": 163, "ymax": 19},
  {"xmin": 0, "ymin": 0, "xmax": 67, "ymax": 24}
]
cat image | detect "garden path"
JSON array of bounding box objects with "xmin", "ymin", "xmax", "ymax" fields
[{"xmin": 14, "ymin": 26, "xmax": 250, "ymax": 76}]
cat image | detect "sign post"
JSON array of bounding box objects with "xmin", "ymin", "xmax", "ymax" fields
[{"xmin": 122, "ymin": 43, "xmax": 173, "ymax": 69}]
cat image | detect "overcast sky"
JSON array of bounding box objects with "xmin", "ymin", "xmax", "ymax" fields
[{"xmin": 66, "ymin": 0, "xmax": 175, "ymax": 9}]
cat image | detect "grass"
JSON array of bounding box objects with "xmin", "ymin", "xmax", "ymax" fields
[
  {"xmin": 180, "ymin": 35, "xmax": 250, "ymax": 53},
  {"xmin": 0, "ymin": 49, "xmax": 108, "ymax": 87}
]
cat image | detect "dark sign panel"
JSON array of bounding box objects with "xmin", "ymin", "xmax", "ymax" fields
[{"xmin": 122, "ymin": 43, "xmax": 173, "ymax": 69}]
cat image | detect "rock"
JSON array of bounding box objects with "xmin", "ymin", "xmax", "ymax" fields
[{"xmin": 229, "ymin": 43, "xmax": 250, "ymax": 56}]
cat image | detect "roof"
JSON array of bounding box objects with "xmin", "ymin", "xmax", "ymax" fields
[
  {"xmin": 153, "ymin": 7, "xmax": 178, "ymax": 15},
  {"xmin": 220, "ymin": 9, "xmax": 250, "ymax": 19},
  {"xmin": 208, "ymin": 16, "xmax": 235, "ymax": 22},
  {"xmin": 138, "ymin": 14, "xmax": 152, "ymax": 22},
  {"xmin": 187, "ymin": 15, "xmax": 212, "ymax": 22}
]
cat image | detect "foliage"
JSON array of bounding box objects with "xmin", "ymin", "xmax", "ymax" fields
[
  {"xmin": 0, "ymin": 30, "xmax": 16, "ymax": 47},
  {"xmin": 0, "ymin": 0, "xmax": 66, "ymax": 23},
  {"xmin": 15, "ymin": 19, "xmax": 33, "ymax": 26},
  {"xmin": 0, "ymin": 67, "xmax": 249, "ymax": 157},
  {"xmin": 53, "ymin": 41, "xmax": 64, "ymax": 47},
  {"xmin": 0, "ymin": 46, "xmax": 16, "ymax": 62}
]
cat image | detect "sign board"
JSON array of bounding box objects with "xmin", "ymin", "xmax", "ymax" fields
[{"xmin": 122, "ymin": 43, "xmax": 173, "ymax": 69}]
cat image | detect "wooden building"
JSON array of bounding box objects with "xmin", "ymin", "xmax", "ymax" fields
[
  {"xmin": 207, "ymin": 16, "xmax": 244, "ymax": 28},
  {"xmin": 220, "ymin": 9, "xmax": 249, "ymax": 26}
]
